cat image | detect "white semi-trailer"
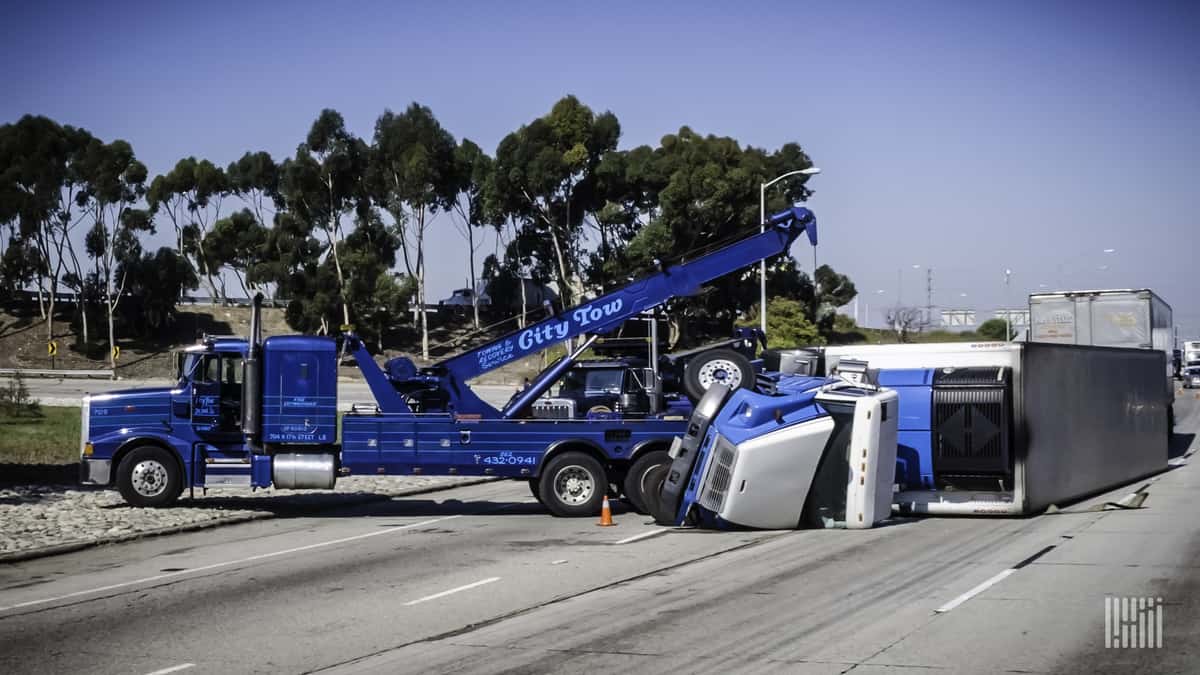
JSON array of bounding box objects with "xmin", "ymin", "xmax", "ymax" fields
[{"xmin": 1028, "ymin": 289, "xmax": 1175, "ymax": 426}]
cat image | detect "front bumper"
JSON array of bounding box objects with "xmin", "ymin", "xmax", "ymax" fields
[{"xmin": 79, "ymin": 459, "xmax": 112, "ymax": 485}]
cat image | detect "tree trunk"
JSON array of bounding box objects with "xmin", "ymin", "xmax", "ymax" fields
[
  {"xmin": 519, "ymin": 274, "xmax": 528, "ymax": 330},
  {"xmin": 547, "ymin": 223, "xmax": 572, "ymax": 308},
  {"xmin": 65, "ymin": 237, "xmax": 89, "ymax": 346},
  {"xmin": 468, "ymin": 224, "xmax": 479, "ymax": 330},
  {"xmin": 106, "ymin": 301, "xmax": 116, "ymax": 370},
  {"xmin": 417, "ymin": 209, "xmax": 429, "ymax": 361}
]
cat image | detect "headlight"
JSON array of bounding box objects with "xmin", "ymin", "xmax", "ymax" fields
[{"xmin": 79, "ymin": 396, "xmax": 91, "ymax": 459}]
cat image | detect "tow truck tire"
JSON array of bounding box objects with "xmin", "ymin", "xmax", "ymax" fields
[
  {"xmin": 116, "ymin": 445, "xmax": 182, "ymax": 508},
  {"xmin": 623, "ymin": 450, "xmax": 671, "ymax": 514},
  {"xmin": 527, "ymin": 478, "xmax": 545, "ymax": 505},
  {"xmin": 683, "ymin": 349, "xmax": 754, "ymax": 403},
  {"xmin": 538, "ymin": 451, "xmax": 607, "ymax": 517}
]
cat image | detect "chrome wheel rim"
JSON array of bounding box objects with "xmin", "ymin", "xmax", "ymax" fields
[
  {"xmin": 553, "ymin": 465, "xmax": 595, "ymax": 506},
  {"xmin": 130, "ymin": 459, "xmax": 169, "ymax": 498},
  {"xmin": 697, "ymin": 359, "xmax": 742, "ymax": 389}
]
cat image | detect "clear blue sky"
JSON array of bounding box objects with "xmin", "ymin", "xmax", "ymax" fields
[{"xmin": 4, "ymin": 0, "xmax": 1198, "ymax": 334}]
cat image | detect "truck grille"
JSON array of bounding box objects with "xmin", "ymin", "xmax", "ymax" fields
[
  {"xmin": 531, "ymin": 398, "xmax": 576, "ymax": 420},
  {"xmin": 698, "ymin": 437, "xmax": 737, "ymax": 513}
]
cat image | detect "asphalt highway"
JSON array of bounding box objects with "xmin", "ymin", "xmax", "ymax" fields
[{"xmin": 1, "ymin": 395, "xmax": 1197, "ymax": 674}]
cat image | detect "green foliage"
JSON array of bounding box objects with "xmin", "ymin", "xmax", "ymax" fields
[
  {"xmin": 738, "ymin": 298, "xmax": 823, "ymax": 348},
  {"xmin": 277, "ymin": 109, "xmax": 371, "ymax": 331},
  {"xmin": 118, "ymin": 247, "xmax": 198, "ymax": 333},
  {"xmin": 977, "ymin": 318, "xmax": 1011, "ymax": 341},
  {"xmin": 4, "ymin": 105, "xmax": 860, "ymax": 361},
  {"xmin": 205, "ymin": 208, "xmax": 268, "ymax": 296},
  {"xmin": 0, "ymin": 373, "xmax": 41, "ymax": 418},
  {"xmin": 491, "ymin": 95, "xmax": 621, "ymax": 307}
]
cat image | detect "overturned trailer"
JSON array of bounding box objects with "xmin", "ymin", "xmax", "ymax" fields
[{"xmin": 823, "ymin": 342, "xmax": 1169, "ymax": 515}]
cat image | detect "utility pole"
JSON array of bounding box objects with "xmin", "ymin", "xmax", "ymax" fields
[{"xmin": 925, "ymin": 267, "xmax": 934, "ymax": 328}]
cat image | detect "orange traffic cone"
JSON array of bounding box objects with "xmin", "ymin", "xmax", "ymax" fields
[{"xmin": 596, "ymin": 496, "xmax": 617, "ymax": 527}]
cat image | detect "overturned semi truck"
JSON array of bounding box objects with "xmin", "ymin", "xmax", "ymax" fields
[{"xmin": 651, "ymin": 341, "xmax": 1169, "ymax": 528}]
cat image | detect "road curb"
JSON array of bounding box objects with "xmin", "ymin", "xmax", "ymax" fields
[{"xmin": 0, "ymin": 477, "xmax": 498, "ymax": 565}]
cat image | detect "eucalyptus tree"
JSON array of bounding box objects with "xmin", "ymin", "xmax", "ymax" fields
[
  {"xmin": 490, "ymin": 96, "xmax": 621, "ymax": 308},
  {"xmin": 279, "ymin": 109, "xmax": 368, "ymax": 332},
  {"xmin": 146, "ymin": 157, "xmax": 230, "ymax": 301},
  {"xmin": 450, "ymin": 138, "xmax": 497, "ymax": 329},
  {"xmin": 205, "ymin": 208, "xmax": 268, "ymax": 299},
  {"xmin": 0, "ymin": 116, "xmax": 93, "ymax": 341},
  {"xmin": 370, "ymin": 103, "xmax": 458, "ymax": 359},
  {"xmin": 75, "ymin": 139, "xmax": 152, "ymax": 368},
  {"xmin": 225, "ymin": 151, "xmax": 279, "ymax": 300}
]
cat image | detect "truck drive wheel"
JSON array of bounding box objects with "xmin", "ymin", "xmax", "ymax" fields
[
  {"xmin": 623, "ymin": 450, "xmax": 671, "ymax": 515},
  {"xmin": 538, "ymin": 451, "xmax": 606, "ymax": 517},
  {"xmin": 642, "ymin": 463, "xmax": 675, "ymax": 525},
  {"xmin": 116, "ymin": 446, "xmax": 182, "ymax": 508},
  {"xmin": 683, "ymin": 349, "xmax": 754, "ymax": 402}
]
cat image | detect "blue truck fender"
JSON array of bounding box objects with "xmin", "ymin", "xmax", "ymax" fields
[
  {"xmin": 535, "ymin": 439, "xmax": 610, "ymax": 477},
  {"xmin": 102, "ymin": 434, "xmax": 191, "ymax": 486}
]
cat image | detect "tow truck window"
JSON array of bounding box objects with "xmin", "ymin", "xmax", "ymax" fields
[
  {"xmin": 585, "ymin": 370, "xmax": 623, "ymax": 394},
  {"xmin": 557, "ymin": 370, "xmax": 586, "ymax": 395}
]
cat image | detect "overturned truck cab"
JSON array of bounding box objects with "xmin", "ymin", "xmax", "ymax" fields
[{"xmin": 649, "ymin": 373, "xmax": 899, "ymax": 530}]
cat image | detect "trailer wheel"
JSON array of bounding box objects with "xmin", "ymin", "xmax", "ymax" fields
[
  {"xmin": 116, "ymin": 446, "xmax": 181, "ymax": 508},
  {"xmin": 683, "ymin": 349, "xmax": 754, "ymax": 402},
  {"xmin": 623, "ymin": 450, "xmax": 671, "ymax": 515},
  {"xmin": 538, "ymin": 451, "xmax": 606, "ymax": 517}
]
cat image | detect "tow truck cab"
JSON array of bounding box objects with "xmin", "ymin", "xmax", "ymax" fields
[{"xmin": 79, "ymin": 335, "xmax": 339, "ymax": 506}]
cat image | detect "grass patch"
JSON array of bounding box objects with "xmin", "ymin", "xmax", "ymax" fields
[{"xmin": 0, "ymin": 406, "xmax": 80, "ymax": 465}]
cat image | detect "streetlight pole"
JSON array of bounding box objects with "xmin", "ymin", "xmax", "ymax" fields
[{"xmin": 760, "ymin": 167, "xmax": 821, "ymax": 334}]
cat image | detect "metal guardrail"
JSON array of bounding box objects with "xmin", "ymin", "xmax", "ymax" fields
[{"xmin": 0, "ymin": 368, "xmax": 114, "ymax": 380}]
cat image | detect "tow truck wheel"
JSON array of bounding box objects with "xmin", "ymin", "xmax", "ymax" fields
[
  {"xmin": 116, "ymin": 446, "xmax": 181, "ymax": 508},
  {"xmin": 539, "ymin": 451, "xmax": 606, "ymax": 517},
  {"xmin": 623, "ymin": 450, "xmax": 671, "ymax": 515},
  {"xmin": 527, "ymin": 478, "xmax": 545, "ymax": 505},
  {"xmin": 683, "ymin": 349, "xmax": 754, "ymax": 402}
]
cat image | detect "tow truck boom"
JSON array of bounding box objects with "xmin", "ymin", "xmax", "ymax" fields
[{"xmin": 377, "ymin": 206, "xmax": 818, "ymax": 416}]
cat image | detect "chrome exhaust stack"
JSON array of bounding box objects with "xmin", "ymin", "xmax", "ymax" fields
[{"xmin": 242, "ymin": 292, "xmax": 264, "ymax": 443}]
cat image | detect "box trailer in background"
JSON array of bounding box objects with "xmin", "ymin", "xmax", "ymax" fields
[
  {"xmin": 821, "ymin": 342, "xmax": 1168, "ymax": 515},
  {"xmin": 1027, "ymin": 288, "xmax": 1174, "ymax": 385},
  {"xmin": 1183, "ymin": 340, "xmax": 1200, "ymax": 388}
]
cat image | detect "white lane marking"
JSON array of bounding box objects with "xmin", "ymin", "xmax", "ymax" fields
[
  {"xmin": 935, "ymin": 568, "xmax": 1016, "ymax": 613},
  {"xmin": 0, "ymin": 515, "xmax": 462, "ymax": 614},
  {"xmin": 143, "ymin": 664, "xmax": 195, "ymax": 675},
  {"xmin": 403, "ymin": 577, "xmax": 501, "ymax": 606},
  {"xmin": 551, "ymin": 559, "xmax": 568, "ymax": 565},
  {"xmin": 613, "ymin": 529, "xmax": 670, "ymax": 545}
]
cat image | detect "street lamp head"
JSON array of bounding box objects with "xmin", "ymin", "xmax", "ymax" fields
[{"xmin": 800, "ymin": 167, "xmax": 822, "ymax": 175}]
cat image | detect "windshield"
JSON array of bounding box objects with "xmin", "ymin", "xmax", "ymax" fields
[{"xmin": 178, "ymin": 353, "xmax": 202, "ymax": 382}]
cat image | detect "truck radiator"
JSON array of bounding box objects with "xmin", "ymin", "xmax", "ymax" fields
[
  {"xmin": 698, "ymin": 438, "xmax": 738, "ymax": 514},
  {"xmin": 931, "ymin": 367, "xmax": 1012, "ymax": 489}
]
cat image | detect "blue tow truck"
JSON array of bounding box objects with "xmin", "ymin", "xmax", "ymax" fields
[{"xmin": 79, "ymin": 206, "xmax": 820, "ymax": 516}]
